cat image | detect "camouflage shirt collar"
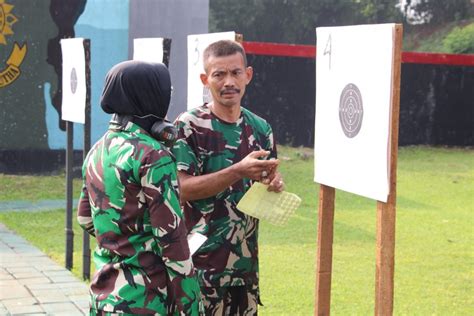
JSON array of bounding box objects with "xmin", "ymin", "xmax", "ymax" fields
[
  {"xmin": 204, "ymin": 103, "xmax": 245, "ymax": 126},
  {"xmin": 109, "ymin": 120, "xmax": 150, "ymax": 136}
]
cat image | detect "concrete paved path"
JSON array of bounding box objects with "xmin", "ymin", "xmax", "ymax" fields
[
  {"xmin": 0, "ymin": 200, "xmax": 78, "ymax": 213},
  {"xmin": 0, "ymin": 223, "xmax": 89, "ymax": 315}
]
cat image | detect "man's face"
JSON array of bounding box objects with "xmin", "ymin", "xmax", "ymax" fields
[{"xmin": 200, "ymin": 53, "xmax": 253, "ymax": 108}]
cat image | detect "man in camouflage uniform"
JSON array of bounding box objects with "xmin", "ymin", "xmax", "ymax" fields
[
  {"xmin": 172, "ymin": 40, "xmax": 285, "ymax": 315},
  {"xmin": 77, "ymin": 60, "xmax": 202, "ymax": 315}
]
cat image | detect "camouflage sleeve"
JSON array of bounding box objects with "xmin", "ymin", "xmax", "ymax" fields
[
  {"xmin": 172, "ymin": 116, "xmax": 201, "ymax": 176},
  {"xmin": 266, "ymin": 123, "xmax": 278, "ymax": 159},
  {"xmin": 140, "ymin": 148, "xmax": 202, "ymax": 314},
  {"xmin": 77, "ymin": 181, "xmax": 95, "ymax": 237}
]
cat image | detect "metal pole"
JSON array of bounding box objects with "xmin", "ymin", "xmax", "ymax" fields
[
  {"xmin": 82, "ymin": 39, "xmax": 91, "ymax": 280},
  {"xmin": 65, "ymin": 121, "xmax": 74, "ymax": 270}
]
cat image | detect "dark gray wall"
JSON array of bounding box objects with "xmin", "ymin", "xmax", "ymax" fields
[{"xmin": 129, "ymin": 0, "xmax": 209, "ymax": 121}]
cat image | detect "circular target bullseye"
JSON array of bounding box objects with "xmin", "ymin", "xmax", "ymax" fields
[
  {"xmin": 339, "ymin": 83, "xmax": 363, "ymax": 138},
  {"xmin": 70, "ymin": 67, "xmax": 78, "ymax": 94}
]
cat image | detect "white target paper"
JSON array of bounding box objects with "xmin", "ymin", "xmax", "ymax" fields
[
  {"xmin": 60, "ymin": 38, "xmax": 86, "ymax": 124},
  {"xmin": 187, "ymin": 31, "xmax": 235, "ymax": 109},
  {"xmin": 314, "ymin": 24, "xmax": 396, "ymax": 202},
  {"xmin": 133, "ymin": 38, "xmax": 164, "ymax": 63}
]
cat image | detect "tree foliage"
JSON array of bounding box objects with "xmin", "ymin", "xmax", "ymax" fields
[
  {"xmin": 403, "ymin": 0, "xmax": 474, "ymax": 25},
  {"xmin": 443, "ymin": 23, "xmax": 474, "ymax": 53},
  {"xmin": 357, "ymin": 0, "xmax": 405, "ymax": 24},
  {"xmin": 209, "ymin": 0, "xmax": 404, "ymax": 44},
  {"xmin": 209, "ymin": 0, "xmax": 472, "ymax": 45}
]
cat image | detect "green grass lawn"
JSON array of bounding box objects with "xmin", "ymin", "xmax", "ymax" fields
[
  {"xmin": 0, "ymin": 146, "xmax": 473, "ymax": 315},
  {"xmin": 0, "ymin": 173, "xmax": 82, "ymax": 201}
]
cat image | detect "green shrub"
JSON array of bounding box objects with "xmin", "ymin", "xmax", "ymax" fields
[{"xmin": 443, "ymin": 23, "xmax": 474, "ymax": 53}]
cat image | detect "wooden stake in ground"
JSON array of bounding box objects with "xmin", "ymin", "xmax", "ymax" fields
[
  {"xmin": 315, "ymin": 184, "xmax": 335, "ymax": 315},
  {"xmin": 375, "ymin": 24, "xmax": 402, "ymax": 316},
  {"xmin": 60, "ymin": 38, "xmax": 90, "ymax": 272}
]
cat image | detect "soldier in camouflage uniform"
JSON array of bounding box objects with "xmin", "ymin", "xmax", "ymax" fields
[
  {"xmin": 172, "ymin": 40, "xmax": 285, "ymax": 315},
  {"xmin": 77, "ymin": 60, "xmax": 202, "ymax": 315}
]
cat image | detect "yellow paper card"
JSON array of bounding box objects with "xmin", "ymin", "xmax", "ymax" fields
[{"xmin": 237, "ymin": 182, "xmax": 302, "ymax": 226}]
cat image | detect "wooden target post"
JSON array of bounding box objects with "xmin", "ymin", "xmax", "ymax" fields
[
  {"xmin": 314, "ymin": 24, "xmax": 403, "ymax": 315},
  {"xmin": 60, "ymin": 38, "xmax": 91, "ymax": 272},
  {"xmin": 374, "ymin": 24, "xmax": 402, "ymax": 315},
  {"xmin": 82, "ymin": 39, "xmax": 92, "ymax": 280}
]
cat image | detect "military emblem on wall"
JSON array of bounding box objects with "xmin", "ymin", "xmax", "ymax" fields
[{"xmin": 0, "ymin": 0, "xmax": 27, "ymax": 88}]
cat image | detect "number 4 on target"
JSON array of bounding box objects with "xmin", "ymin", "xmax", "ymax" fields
[{"xmin": 323, "ymin": 34, "xmax": 332, "ymax": 70}]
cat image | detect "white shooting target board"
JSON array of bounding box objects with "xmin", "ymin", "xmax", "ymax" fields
[
  {"xmin": 187, "ymin": 31, "xmax": 235, "ymax": 109},
  {"xmin": 314, "ymin": 24, "xmax": 396, "ymax": 202},
  {"xmin": 133, "ymin": 38, "xmax": 165, "ymax": 63},
  {"xmin": 61, "ymin": 38, "xmax": 87, "ymax": 124}
]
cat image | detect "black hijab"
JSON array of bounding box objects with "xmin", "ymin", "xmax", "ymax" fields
[{"xmin": 100, "ymin": 60, "xmax": 171, "ymax": 120}]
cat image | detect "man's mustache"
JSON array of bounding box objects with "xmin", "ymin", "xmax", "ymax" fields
[{"xmin": 220, "ymin": 88, "xmax": 240, "ymax": 95}]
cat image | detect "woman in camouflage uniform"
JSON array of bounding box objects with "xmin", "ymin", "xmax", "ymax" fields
[{"xmin": 77, "ymin": 60, "xmax": 202, "ymax": 315}]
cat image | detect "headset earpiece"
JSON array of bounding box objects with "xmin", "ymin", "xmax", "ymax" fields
[
  {"xmin": 150, "ymin": 119, "xmax": 178, "ymax": 148},
  {"xmin": 110, "ymin": 114, "xmax": 177, "ymax": 147}
]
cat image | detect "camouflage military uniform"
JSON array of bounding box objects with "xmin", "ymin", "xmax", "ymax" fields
[
  {"xmin": 172, "ymin": 104, "xmax": 276, "ymax": 314},
  {"xmin": 77, "ymin": 121, "xmax": 202, "ymax": 315}
]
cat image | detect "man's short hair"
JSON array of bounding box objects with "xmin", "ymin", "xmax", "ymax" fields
[{"xmin": 203, "ymin": 40, "xmax": 247, "ymax": 73}]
